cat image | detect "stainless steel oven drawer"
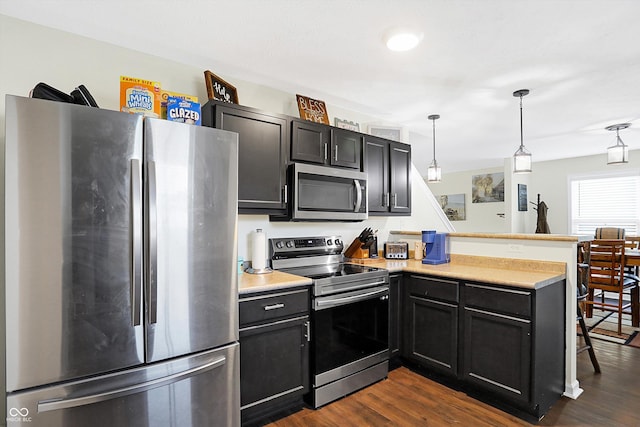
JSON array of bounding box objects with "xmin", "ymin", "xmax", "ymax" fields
[{"xmin": 239, "ymin": 288, "xmax": 310, "ymax": 326}]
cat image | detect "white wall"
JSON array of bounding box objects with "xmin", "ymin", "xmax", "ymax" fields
[
  {"xmin": 429, "ymin": 149, "xmax": 640, "ymax": 234},
  {"xmin": 427, "ymin": 165, "xmax": 512, "ymax": 233},
  {"xmin": 0, "ymin": 15, "xmax": 452, "ymax": 265}
]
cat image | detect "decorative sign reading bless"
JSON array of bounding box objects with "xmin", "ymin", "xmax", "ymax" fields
[
  {"xmin": 296, "ymin": 94, "xmax": 330, "ymax": 124},
  {"xmin": 204, "ymin": 70, "xmax": 239, "ymax": 104}
]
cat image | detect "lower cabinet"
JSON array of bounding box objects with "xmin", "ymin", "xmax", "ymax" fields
[
  {"xmin": 239, "ymin": 287, "xmax": 310, "ymax": 425},
  {"xmin": 388, "ymin": 273, "xmax": 403, "ymax": 361},
  {"xmin": 403, "ymin": 275, "xmax": 459, "ymax": 377},
  {"xmin": 461, "ymin": 281, "xmax": 565, "ymax": 418},
  {"xmin": 401, "ymin": 273, "xmax": 565, "ymax": 419}
]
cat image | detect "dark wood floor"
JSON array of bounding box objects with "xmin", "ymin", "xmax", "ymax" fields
[{"xmin": 265, "ymin": 338, "xmax": 640, "ymax": 426}]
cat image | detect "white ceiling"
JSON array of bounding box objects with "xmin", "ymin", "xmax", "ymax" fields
[{"xmin": 2, "ymin": 0, "xmax": 640, "ymax": 175}]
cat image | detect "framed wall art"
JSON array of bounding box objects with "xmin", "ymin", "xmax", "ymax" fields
[
  {"xmin": 334, "ymin": 118, "xmax": 360, "ymax": 131},
  {"xmin": 438, "ymin": 194, "xmax": 466, "ymax": 221},
  {"xmin": 518, "ymin": 184, "xmax": 528, "ymax": 211},
  {"xmin": 472, "ymin": 172, "xmax": 504, "ymax": 203},
  {"xmin": 204, "ymin": 70, "xmax": 238, "ymax": 104},
  {"xmin": 368, "ymin": 125, "xmax": 402, "ymax": 142}
]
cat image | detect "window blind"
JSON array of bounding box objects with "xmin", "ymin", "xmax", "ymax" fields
[{"xmin": 570, "ymin": 173, "xmax": 640, "ymax": 236}]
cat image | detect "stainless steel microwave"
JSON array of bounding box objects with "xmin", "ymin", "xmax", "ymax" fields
[{"xmin": 284, "ymin": 163, "xmax": 368, "ymax": 221}]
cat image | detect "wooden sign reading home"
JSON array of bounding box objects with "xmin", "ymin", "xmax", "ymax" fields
[
  {"xmin": 204, "ymin": 70, "xmax": 239, "ymax": 104},
  {"xmin": 296, "ymin": 94, "xmax": 330, "ymax": 124}
]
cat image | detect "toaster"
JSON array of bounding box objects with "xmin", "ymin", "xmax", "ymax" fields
[{"xmin": 383, "ymin": 242, "xmax": 409, "ymax": 259}]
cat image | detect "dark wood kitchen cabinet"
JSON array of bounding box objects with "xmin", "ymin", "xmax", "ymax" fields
[
  {"xmin": 402, "ymin": 274, "xmax": 459, "ymax": 377},
  {"xmin": 239, "ymin": 287, "xmax": 310, "ymax": 426},
  {"xmin": 388, "ymin": 273, "xmax": 403, "ymax": 364},
  {"xmin": 461, "ymin": 281, "xmax": 565, "ymax": 418},
  {"xmin": 290, "ymin": 119, "xmax": 362, "ymax": 169},
  {"xmin": 397, "ymin": 273, "xmax": 565, "ymax": 419},
  {"xmin": 202, "ymin": 100, "xmax": 289, "ymax": 215},
  {"xmin": 364, "ymin": 136, "xmax": 411, "ymax": 215}
]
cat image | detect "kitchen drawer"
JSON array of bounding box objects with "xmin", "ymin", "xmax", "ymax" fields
[
  {"xmin": 463, "ymin": 282, "xmax": 531, "ymax": 319},
  {"xmin": 407, "ymin": 275, "xmax": 458, "ymax": 303},
  {"xmin": 240, "ymin": 288, "xmax": 310, "ymax": 326}
]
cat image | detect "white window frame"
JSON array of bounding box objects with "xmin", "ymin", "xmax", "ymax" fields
[{"xmin": 568, "ymin": 169, "xmax": 640, "ymax": 237}]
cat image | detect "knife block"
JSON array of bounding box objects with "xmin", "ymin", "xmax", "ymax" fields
[
  {"xmin": 349, "ymin": 247, "xmax": 370, "ymax": 259},
  {"xmin": 344, "ymin": 237, "xmax": 370, "ymax": 259}
]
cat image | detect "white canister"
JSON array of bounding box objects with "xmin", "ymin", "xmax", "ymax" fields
[{"xmin": 414, "ymin": 241, "xmax": 425, "ymax": 260}]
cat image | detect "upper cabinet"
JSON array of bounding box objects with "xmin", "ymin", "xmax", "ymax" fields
[
  {"xmin": 203, "ymin": 99, "xmax": 410, "ymax": 218},
  {"xmin": 202, "ymin": 100, "xmax": 289, "ymax": 215},
  {"xmin": 330, "ymin": 128, "xmax": 362, "ymax": 169},
  {"xmin": 291, "ymin": 119, "xmax": 362, "ymax": 170},
  {"xmin": 364, "ymin": 136, "xmax": 412, "ymax": 215},
  {"xmin": 290, "ymin": 119, "xmax": 330, "ymax": 165}
]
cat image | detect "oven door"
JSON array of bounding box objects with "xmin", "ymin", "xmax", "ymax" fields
[
  {"xmin": 312, "ymin": 285, "xmax": 389, "ymax": 387},
  {"xmin": 291, "ymin": 162, "xmax": 368, "ymax": 221}
]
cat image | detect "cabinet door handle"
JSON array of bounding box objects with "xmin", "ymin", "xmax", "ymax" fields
[
  {"xmin": 392, "ymin": 193, "xmax": 398, "ymax": 208},
  {"xmin": 384, "ymin": 193, "xmax": 390, "ymax": 207},
  {"xmin": 305, "ymin": 321, "xmax": 311, "ymax": 342},
  {"xmin": 283, "ymin": 184, "xmax": 288, "ymax": 204},
  {"xmin": 334, "ymin": 145, "xmax": 338, "ymax": 162},
  {"xmin": 324, "ymin": 143, "xmax": 328, "ymax": 161},
  {"xmin": 263, "ymin": 303, "xmax": 285, "ymax": 311}
]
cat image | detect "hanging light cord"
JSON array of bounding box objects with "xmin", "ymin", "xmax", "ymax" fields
[
  {"xmin": 432, "ymin": 117, "xmax": 437, "ymax": 163},
  {"xmin": 519, "ymin": 93, "xmax": 524, "ymax": 149}
]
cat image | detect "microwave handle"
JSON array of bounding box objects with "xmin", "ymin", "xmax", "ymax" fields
[{"xmin": 354, "ymin": 179, "xmax": 362, "ymax": 212}]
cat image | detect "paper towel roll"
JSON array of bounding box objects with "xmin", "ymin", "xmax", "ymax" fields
[{"xmin": 251, "ymin": 229, "xmax": 267, "ymax": 271}]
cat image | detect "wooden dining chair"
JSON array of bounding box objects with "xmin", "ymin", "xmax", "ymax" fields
[
  {"xmin": 576, "ymin": 241, "xmax": 600, "ymax": 372},
  {"xmin": 624, "ymin": 236, "xmax": 640, "ymax": 250},
  {"xmin": 624, "ymin": 236, "xmax": 640, "ymax": 275},
  {"xmin": 594, "ymin": 227, "xmax": 626, "ymax": 240},
  {"xmin": 586, "ymin": 239, "xmax": 639, "ymax": 335}
]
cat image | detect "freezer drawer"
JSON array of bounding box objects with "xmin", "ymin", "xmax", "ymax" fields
[{"xmin": 6, "ymin": 343, "xmax": 240, "ymax": 427}]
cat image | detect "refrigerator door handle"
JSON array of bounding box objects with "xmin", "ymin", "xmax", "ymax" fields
[
  {"xmin": 37, "ymin": 355, "xmax": 227, "ymax": 413},
  {"xmin": 131, "ymin": 159, "xmax": 142, "ymax": 326},
  {"xmin": 148, "ymin": 160, "xmax": 158, "ymax": 324}
]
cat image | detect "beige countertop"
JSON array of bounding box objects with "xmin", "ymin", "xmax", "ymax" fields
[
  {"xmin": 239, "ymin": 270, "xmax": 312, "ymax": 295},
  {"xmin": 239, "ymin": 254, "xmax": 566, "ymax": 294},
  {"xmin": 390, "ymin": 230, "xmax": 585, "ymax": 242}
]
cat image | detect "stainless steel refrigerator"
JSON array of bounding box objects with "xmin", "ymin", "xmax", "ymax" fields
[{"xmin": 3, "ymin": 95, "xmax": 240, "ymax": 426}]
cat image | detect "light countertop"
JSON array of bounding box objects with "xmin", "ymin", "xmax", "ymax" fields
[
  {"xmin": 239, "ymin": 270, "xmax": 312, "ymax": 295},
  {"xmin": 239, "ymin": 254, "xmax": 566, "ymax": 294},
  {"xmin": 390, "ymin": 230, "xmax": 587, "ymax": 242}
]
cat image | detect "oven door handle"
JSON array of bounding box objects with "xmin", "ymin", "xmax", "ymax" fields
[{"xmin": 315, "ymin": 286, "xmax": 388, "ymax": 309}]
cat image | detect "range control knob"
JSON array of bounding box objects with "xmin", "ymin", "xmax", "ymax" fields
[
  {"xmin": 326, "ymin": 239, "xmax": 333, "ymax": 245},
  {"xmin": 334, "ymin": 238, "xmax": 341, "ymax": 246},
  {"xmin": 275, "ymin": 241, "xmax": 284, "ymax": 249},
  {"xmin": 286, "ymin": 241, "xmax": 294, "ymax": 248}
]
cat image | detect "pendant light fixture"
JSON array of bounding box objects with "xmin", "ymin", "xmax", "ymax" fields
[
  {"xmin": 512, "ymin": 89, "xmax": 532, "ymax": 173},
  {"xmin": 606, "ymin": 123, "xmax": 630, "ymax": 165},
  {"xmin": 427, "ymin": 114, "xmax": 441, "ymax": 182}
]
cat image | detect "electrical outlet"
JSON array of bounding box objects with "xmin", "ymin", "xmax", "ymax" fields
[{"xmin": 507, "ymin": 244, "xmax": 524, "ymax": 253}]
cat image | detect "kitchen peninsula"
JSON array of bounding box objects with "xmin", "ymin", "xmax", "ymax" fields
[{"xmin": 238, "ymin": 232, "xmax": 584, "ymax": 422}]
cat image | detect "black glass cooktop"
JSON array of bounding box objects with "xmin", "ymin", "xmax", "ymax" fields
[{"xmin": 280, "ymin": 263, "xmax": 382, "ymax": 280}]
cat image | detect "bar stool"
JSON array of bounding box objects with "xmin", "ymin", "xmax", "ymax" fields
[{"xmin": 577, "ymin": 241, "xmax": 601, "ymax": 373}]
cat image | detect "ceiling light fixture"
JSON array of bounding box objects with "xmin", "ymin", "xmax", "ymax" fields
[
  {"xmin": 385, "ymin": 31, "xmax": 423, "ymax": 52},
  {"xmin": 605, "ymin": 123, "xmax": 630, "ymax": 165},
  {"xmin": 427, "ymin": 114, "xmax": 441, "ymax": 182},
  {"xmin": 512, "ymin": 89, "xmax": 532, "ymax": 174}
]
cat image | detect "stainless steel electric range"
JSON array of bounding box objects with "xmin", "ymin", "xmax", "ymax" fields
[{"xmin": 269, "ymin": 236, "xmax": 390, "ymax": 408}]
